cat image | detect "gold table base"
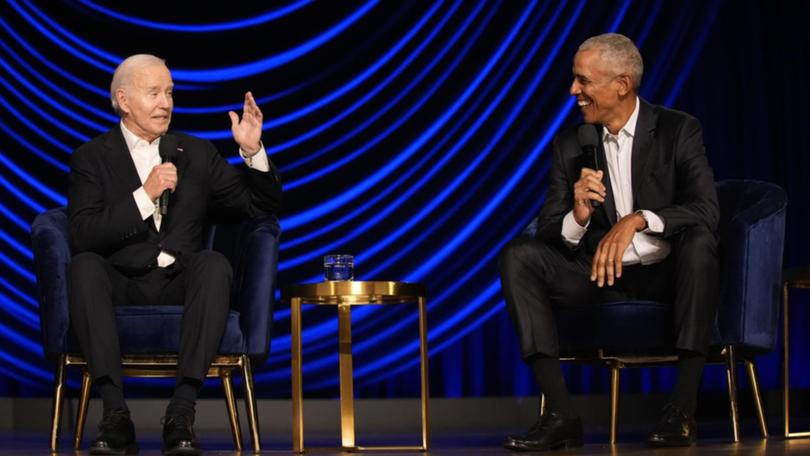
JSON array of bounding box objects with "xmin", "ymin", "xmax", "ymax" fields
[{"xmin": 285, "ymin": 281, "xmax": 430, "ymax": 453}]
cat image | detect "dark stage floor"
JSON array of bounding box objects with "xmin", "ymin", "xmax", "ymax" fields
[{"xmin": 4, "ymin": 426, "xmax": 810, "ymax": 455}]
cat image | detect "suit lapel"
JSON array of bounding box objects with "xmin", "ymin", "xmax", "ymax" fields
[
  {"xmin": 631, "ymin": 99, "xmax": 658, "ymax": 207},
  {"xmin": 103, "ymin": 128, "xmax": 143, "ymax": 192},
  {"xmin": 162, "ymin": 134, "xmax": 189, "ymax": 232}
]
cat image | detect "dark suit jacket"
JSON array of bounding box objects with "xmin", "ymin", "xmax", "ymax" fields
[
  {"xmin": 535, "ymin": 98, "xmax": 719, "ymax": 255},
  {"xmin": 68, "ymin": 127, "xmax": 282, "ymax": 274}
]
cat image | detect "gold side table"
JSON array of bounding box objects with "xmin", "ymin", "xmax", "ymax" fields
[
  {"xmin": 283, "ymin": 281, "xmax": 430, "ymax": 452},
  {"xmin": 784, "ymin": 266, "xmax": 810, "ymax": 438}
]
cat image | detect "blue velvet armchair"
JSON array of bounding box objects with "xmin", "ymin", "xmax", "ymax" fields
[
  {"xmin": 524, "ymin": 179, "xmax": 787, "ymax": 443},
  {"xmin": 30, "ymin": 207, "xmax": 281, "ymax": 452}
]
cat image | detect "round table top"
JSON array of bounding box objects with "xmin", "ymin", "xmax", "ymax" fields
[{"xmin": 283, "ymin": 280, "xmax": 426, "ymax": 305}]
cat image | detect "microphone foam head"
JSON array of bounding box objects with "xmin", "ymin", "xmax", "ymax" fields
[{"xmin": 577, "ymin": 124, "xmax": 599, "ymax": 148}]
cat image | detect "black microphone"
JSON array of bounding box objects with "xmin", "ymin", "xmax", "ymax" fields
[
  {"xmin": 157, "ymin": 134, "xmax": 178, "ymax": 216},
  {"xmin": 577, "ymin": 124, "xmax": 601, "ymax": 208}
]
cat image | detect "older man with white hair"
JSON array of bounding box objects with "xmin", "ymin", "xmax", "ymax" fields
[
  {"xmin": 67, "ymin": 54, "xmax": 281, "ymax": 455},
  {"xmin": 499, "ymin": 33, "xmax": 719, "ymax": 450}
]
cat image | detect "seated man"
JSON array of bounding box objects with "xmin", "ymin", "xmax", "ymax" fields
[
  {"xmin": 499, "ymin": 33, "xmax": 719, "ymax": 451},
  {"xmin": 67, "ymin": 54, "xmax": 282, "ymax": 455}
]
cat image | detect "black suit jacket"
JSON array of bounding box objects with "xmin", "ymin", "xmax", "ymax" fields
[
  {"xmin": 535, "ymin": 98, "xmax": 719, "ymax": 255},
  {"xmin": 68, "ymin": 127, "xmax": 282, "ymax": 274}
]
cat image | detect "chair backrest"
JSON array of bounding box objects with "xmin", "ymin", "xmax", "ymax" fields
[
  {"xmin": 30, "ymin": 207, "xmax": 281, "ymax": 360},
  {"xmin": 714, "ymin": 179, "xmax": 787, "ymax": 352}
]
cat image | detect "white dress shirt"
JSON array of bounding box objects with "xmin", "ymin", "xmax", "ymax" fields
[
  {"xmin": 560, "ymin": 97, "xmax": 670, "ymax": 265},
  {"xmin": 120, "ymin": 121, "xmax": 271, "ymax": 267}
]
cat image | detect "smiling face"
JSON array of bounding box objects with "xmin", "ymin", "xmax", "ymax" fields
[
  {"xmin": 116, "ymin": 63, "xmax": 173, "ymax": 142},
  {"xmin": 569, "ymin": 48, "xmax": 634, "ymax": 133}
]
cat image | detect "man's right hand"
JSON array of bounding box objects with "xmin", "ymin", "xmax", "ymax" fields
[
  {"xmin": 143, "ymin": 163, "xmax": 178, "ymax": 201},
  {"xmin": 573, "ymin": 168, "xmax": 605, "ymax": 226}
]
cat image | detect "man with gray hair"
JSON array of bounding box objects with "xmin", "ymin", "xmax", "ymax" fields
[
  {"xmin": 68, "ymin": 54, "xmax": 281, "ymax": 455},
  {"xmin": 499, "ymin": 33, "xmax": 718, "ymax": 450}
]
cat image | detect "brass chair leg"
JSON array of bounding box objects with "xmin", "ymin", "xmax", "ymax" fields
[
  {"xmin": 74, "ymin": 369, "xmax": 92, "ymax": 450},
  {"xmin": 241, "ymin": 355, "xmax": 261, "ymax": 452},
  {"xmin": 221, "ymin": 369, "xmax": 243, "ymax": 451},
  {"xmin": 539, "ymin": 394, "xmax": 546, "ymax": 417},
  {"xmin": 50, "ymin": 354, "xmax": 67, "ymax": 451},
  {"xmin": 724, "ymin": 345, "xmax": 741, "ymax": 442},
  {"xmin": 417, "ymin": 295, "xmax": 430, "ymax": 451},
  {"xmin": 609, "ymin": 365, "xmax": 620, "ymax": 445},
  {"xmin": 746, "ymin": 360, "xmax": 768, "ymax": 438}
]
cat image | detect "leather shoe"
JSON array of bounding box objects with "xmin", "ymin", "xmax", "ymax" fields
[
  {"xmin": 161, "ymin": 414, "xmax": 201, "ymax": 455},
  {"xmin": 504, "ymin": 410, "xmax": 583, "ymax": 451},
  {"xmin": 89, "ymin": 408, "xmax": 138, "ymax": 455},
  {"xmin": 647, "ymin": 403, "xmax": 696, "ymax": 447}
]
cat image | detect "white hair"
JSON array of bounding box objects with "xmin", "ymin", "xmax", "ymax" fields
[
  {"xmin": 578, "ymin": 33, "xmax": 643, "ymax": 90},
  {"xmin": 110, "ymin": 54, "xmax": 167, "ymax": 116}
]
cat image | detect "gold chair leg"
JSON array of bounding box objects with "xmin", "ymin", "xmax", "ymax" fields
[
  {"xmin": 609, "ymin": 365, "xmax": 620, "ymax": 445},
  {"xmin": 724, "ymin": 345, "xmax": 741, "ymax": 442},
  {"xmin": 241, "ymin": 355, "xmax": 261, "ymax": 452},
  {"xmin": 221, "ymin": 369, "xmax": 243, "ymax": 451},
  {"xmin": 746, "ymin": 360, "xmax": 768, "ymax": 438},
  {"xmin": 74, "ymin": 369, "xmax": 92, "ymax": 450},
  {"xmin": 783, "ymin": 282, "xmax": 792, "ymax": 438},
  {"xmin": 418, "ymin": 295, "xmax": 430, "ymax": 451},
  {"xmin": 50, "ymin": 354, "xmax": 67, "ymax": 451},
  {"xmin": 539, "ymin": 394, "xmax": 546, "ymax": 417}
]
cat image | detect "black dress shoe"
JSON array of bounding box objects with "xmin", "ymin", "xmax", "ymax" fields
[
  {"xmin": 647, "ymin": 403, "xmax": 696, "ymax": 447},
  {"xmin": 504, "ymin": 410, "xmax": 583, "ymax": 452},
  {"xmin": 89, "ymin": 408, "xmax": 138, "ymax": 455},
  {"xmin": 161, "ymin": 414, "xmax": 201, "ymax": 455}
]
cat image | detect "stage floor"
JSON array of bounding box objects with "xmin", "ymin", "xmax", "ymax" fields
[{"xmin": 3, "ymin": 429, "xmax": 809, "ymax": 455}]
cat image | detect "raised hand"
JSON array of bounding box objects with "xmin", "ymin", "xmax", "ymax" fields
[{"xmin": 229, "ymin": 91, "xmax": 263, "ymax": 155}]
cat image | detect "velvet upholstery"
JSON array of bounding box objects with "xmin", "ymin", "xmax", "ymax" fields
[
  {"xmin": 524, "ymin": 179, "xmax": 787, "ymax": 356},
  {"xmin": 30, "ymin": 207, "xmax": 280, "ymax": 361}
]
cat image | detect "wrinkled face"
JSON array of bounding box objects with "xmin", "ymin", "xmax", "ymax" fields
[
  {"xmin": 117, "ymin": 63, "xmax": 173, "ymax": 142},
  {"xmin": 569, "ymin": 49, "xmax": 626, "ymax": 126}
]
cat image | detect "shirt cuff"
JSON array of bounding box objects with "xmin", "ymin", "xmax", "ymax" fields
[
  {"xmin": 133, "ymin": 187, "xmax": 156, "ymax": 220},
  {"xmin": 561, "ymin": 210, "xmax": 589, "ymax": 247},
  {"xmin": 639, "ymin": 210, "xmax": 665, "ymax": 234},
  {"xmin": 240, "ymin": 143, "xmax": 270, "ymax": 172},
  {"xmin": 157, "ymin": 251, "xmax": 176, "ymax": 268}
]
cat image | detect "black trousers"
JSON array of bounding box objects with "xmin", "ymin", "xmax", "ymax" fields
[
  {"xmin": 68, "ymin": 250, "xmax": 232, "ymax": 387},
  {"xmin": 499, "ymin": 225, "xmax": 718, "ymax": 359}
]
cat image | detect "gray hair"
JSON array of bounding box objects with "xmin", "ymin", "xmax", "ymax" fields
[
  {"xmin": 110, "ymin": 54, "xmax": 167, "ymax": 116},
  {"xmin": 578, "ymin": 33, "xmax": 643, "ymax": 89}
]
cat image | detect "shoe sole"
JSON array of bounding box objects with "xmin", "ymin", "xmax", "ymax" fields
[
  {"xmin": 504, "ymin": 438, "xmax": 584, "ymax": 451},
  {"xmin": 647, "ymin": 437, "xmax": 695, "ymax": 447},
  {"xmin": 162, "ymin": 446, "xmax": 202, "ymax": 456},
  {"xmin": 89, "ymin": 443, "xmax": 139, "ymax": 455}
]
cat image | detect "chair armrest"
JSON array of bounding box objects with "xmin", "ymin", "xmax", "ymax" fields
[
  {"xmin": 211, "ymin": 214, "xmax": 281, "ymax": 360},
  {"xmin": 716, "ymin": 181, "xmax": 787, "ymax": 351},
  {"xmin": 30, "ymin": 208, "xmax": 71, "ymax": 359}
]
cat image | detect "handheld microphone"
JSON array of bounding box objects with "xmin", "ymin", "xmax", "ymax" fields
[
  {"xmin": 157, "ymin": 134, "xmax": 178, "ymax": 216},
  {"xmin": 577, "ymin": 124, "xmax": 601, "ymax": 208}
]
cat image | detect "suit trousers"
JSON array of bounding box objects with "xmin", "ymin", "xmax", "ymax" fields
[
  {"xmin": 68, "ymin": 250, "xmax": 233, "ymax": 387},
  {"xmin": 499, "ymin": 225, "xmax": 718, "ymax": 359}
]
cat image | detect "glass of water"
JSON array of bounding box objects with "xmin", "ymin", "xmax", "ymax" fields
[{"xmin": 324, "ymin": 254, "xmax": 354, "ymax": 281}]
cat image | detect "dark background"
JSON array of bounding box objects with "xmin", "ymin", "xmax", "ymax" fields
[{"xmin": 0, "ymin": 0, "xmax": 808, "ymax": 406}]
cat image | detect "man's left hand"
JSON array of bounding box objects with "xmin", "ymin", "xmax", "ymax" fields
[
  {"xmin": 229, "ymin": 91, "xmax": 263, "ymax": 156},
  {"xmin": 591, "ymin": 212, "xmax": 646, "ymax": 287}
]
